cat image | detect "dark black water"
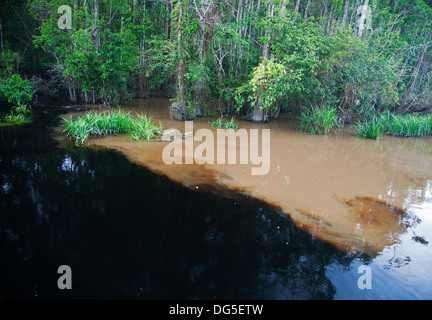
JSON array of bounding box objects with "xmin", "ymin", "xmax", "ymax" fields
[{"xmin": 0, "ymin": 109, "xmax": 356, "ymax": 300}]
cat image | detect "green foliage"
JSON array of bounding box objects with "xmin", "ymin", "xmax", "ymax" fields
[
  {"xmin": 0, "ymin": 50, "xmax": 19, "ymax": 78},
  {"xmin": 1, "ymin": 0, "xmax": 431, "ymax": 119},
  {"xmin": 353, "ymin": 110, "xmax": 432, "ymax": 139},
  {"xmin": 129, "ymin": 114, "xmax": 164, "ymax": 141},
  {"xmin": 353, "ymin": 116, "xmax": 383, "ymax": 140},
  {"xmin": 62, "ymin": 110, "xmax": 163, "ymax": 145},
  {"xmin": 0, "ymin": 112, "xmax": 33, "ymax": 127},
  {"xmin": 0, "ymin": 74, "xmax": 34, "ymax": 111},
  {"xmin": 235, "ymin": 58, "xmax": 287, "ymax": 115},
  {"xmin": 209, "ymin": 116, "xmax": 239, "ymax": 129},
  {"xmin": 31, "ymin": 0, "xmax": 139, "ymax": 105},
  {"xmin": 385, "ymin": 113, "xmax": 432, "ymax": 137},
  {"xmin": 299, "ymin": 105, "xmax": 341, "ymax": 135}
]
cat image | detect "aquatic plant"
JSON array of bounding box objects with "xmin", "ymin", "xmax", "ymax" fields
[
  {"xmin": 299, "ymin": 105, "xmax": 341, "ymax": 135},
  {"xmin": 353, "ymin": 115, "xmax": 383, "ymax": 140},
  {"xmin": 62, "ymin": 110, "xmax": 163, "ymax": 144},
  {"xmin": 129, "ymin": 114, "xmax": 163, "ymax": 141},
  {"xmin": 209, "ymin": 116, "xmax": 239, "ymax": 129},
  {"xmin": 353, "ymin": 110, "xmax": 432, "ymax": 139},
  {"xmin": 0, "ymin": 112, "xmax": 33, "ymax": 127},
  {"xmin": 385, "ymin": 113, "xmax": 432, "ymax": 137}
]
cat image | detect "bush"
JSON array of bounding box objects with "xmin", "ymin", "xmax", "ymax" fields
[{"xmin": 0, "ymin": 74, "xmax": 34, "ymax": 111}]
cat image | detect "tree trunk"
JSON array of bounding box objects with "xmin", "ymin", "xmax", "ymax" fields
[
  {"xmin": 174, "ymin": 0, "xmax": 186, "ymax": 107},
  {"xmin": 139, "ymin": 0, "xmax": 147, "ymax": 97},
  {"xmin": 248, "ymin": 2, "xmax": 274, "ymax": 122},
  {"xmin": 294, "ymin": 0, "xmax": 301, "ymax": 18},
  {"xmin": 304, "ymin": 0, "xmax": 311, "ymax": 20},
  {"xmin": 195, "ymin": 28, "xmax": 204, "ymax": 116},
  {"xmin": 399, "ymin": 41, "xmax": 430, "ymax": 113},
  {"xmin": 342, "ymin": 0, "xmax": 350, "ymax": 27}
]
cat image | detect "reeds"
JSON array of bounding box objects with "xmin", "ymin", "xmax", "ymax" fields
[
  {"xmin": 62, "ymin": 110, "xmax": 163, "ymax": 144},
  {"xmin": 353, "ymin": 115, "xmax": 383, "ymax": 140},
  {"xmin": 299, "ymin": 105, "xmax": 341, "ymax": 135},
  {"xmin": 353, "ymin": 110, "xmax": 432, "ymax": 140}
]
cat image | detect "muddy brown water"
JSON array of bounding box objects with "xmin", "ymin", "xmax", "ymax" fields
[{"xmin": 57, "ymin": 98, "xmax": 432, "ymax": 257}]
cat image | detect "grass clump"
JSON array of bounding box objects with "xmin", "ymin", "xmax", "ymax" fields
[
  {"xmin": 385, "ymin": 113, "xmax": 432, "ymax": 137},
  {"xmin": 299, "ymin": 105, "xmax": 341, "ymax": 135},
  {"xmin": 129, "ymin": 114, "xmax": 163, "ymax": 141},
  {"xmin": 62, "ymin": 110, "xmax": 163, "ymax": 144},
  {"xmin": 353, "ymin": 110, "xmax": 432, "ymax": 140},
  {"xmin": 0, "ymin": 112, "xmax": 32, "ymax": 126},
  {"xmin": 353, "ymin": 115, "xmax": 383, "ymax": 140},
  {"xmin": 209, "ymin": 116, "xmax": 239, "ymax": 129}
]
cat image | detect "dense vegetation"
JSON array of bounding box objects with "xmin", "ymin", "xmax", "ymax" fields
[
  {"xmin": 62, "ymin": 110, "xmax": 163, "ymax": 144},
  {"xmin": 1, "ymin": 0, "xmax": 432, "ymax": 134}
]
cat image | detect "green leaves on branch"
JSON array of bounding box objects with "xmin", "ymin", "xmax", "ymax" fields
[
  {"xmin": 0, "ymin": 74, "xmax": 34, "ymax": 111},
  {"xmin": 235, "ymin": 58, "xmax": 287, "ymax": 112}
]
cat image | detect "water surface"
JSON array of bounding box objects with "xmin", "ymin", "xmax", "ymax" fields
[
  {"xmin": 1, "ymin": 99, "xmax": 432, "ymax": 299},
  {"xmin": 76, "ymin": 98, "xmax": 432, "ymax": 257}
]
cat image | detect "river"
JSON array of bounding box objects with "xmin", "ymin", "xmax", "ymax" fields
[{"xmin": 1, "ymin": 98, "xmax": 431, "ymax": 299}]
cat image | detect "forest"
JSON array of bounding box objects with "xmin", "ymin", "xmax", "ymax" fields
[
  {"xmin": 1, "ymin": 0, "xmax": 432, "ymax": 136},
  {"xmin": 2, "ymin": 0, "xmax": 432, "ymax": 301}
]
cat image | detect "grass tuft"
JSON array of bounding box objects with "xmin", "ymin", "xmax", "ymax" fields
[
  {"xmin": 299, "ymin": 105, "xmax": 341, "ymax": 135},
  {"xmin": 62, "ymin": 110, "xmax": 163, "ymax": 144},
  {"xmin": 209, "ymin": 116, "xmax": 239, "ymax": 129},
  {"xmin": 353, "ymin": 110, "xmax": 432, "ymax": 140}
]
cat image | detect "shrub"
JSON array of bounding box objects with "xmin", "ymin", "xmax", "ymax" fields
[{"xmin": 0, "ymin": 74, "xmax": 33, "ymax": 112}]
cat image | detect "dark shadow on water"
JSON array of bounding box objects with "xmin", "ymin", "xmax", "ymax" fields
[{"xmin": 0, "ymin": 111, "xmax": 354, "ymax": 300}]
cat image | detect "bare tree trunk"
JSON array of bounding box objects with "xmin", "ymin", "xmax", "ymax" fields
[
  {"xmin": 342, "ymin": 0, "xmax": 350, "ymax": 27},
  {"xmin": 193, "ymin": 0, "xmax": 215, "ymax": 116},
  {"xmin": 304, "ymin": 0, "xmax": 311, "ymax": 20},
  {"xmin": 262, "ymin": 3, "xmax": 274, "ymax": 60},
  {"xmin": 249, "ymin": 2, "xmax": 274, "ymax": 122},
  {"xmin": 94, "ymin": 0, "xmax": 99, "ymax": 54},
  {"xmin": 176, "ymin": 0, "xmax": 186, "ymax": 105},
  {"xmin": 399, "ymin": 42, "xmax": 430, "ymax": 113},
  {"xmin": 294, "ymin": 0, "xmax": 301, "ymax": 13},
  {"xmin": 139, "ymin": 0, "xmax": 147, "ymax": 97}
]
